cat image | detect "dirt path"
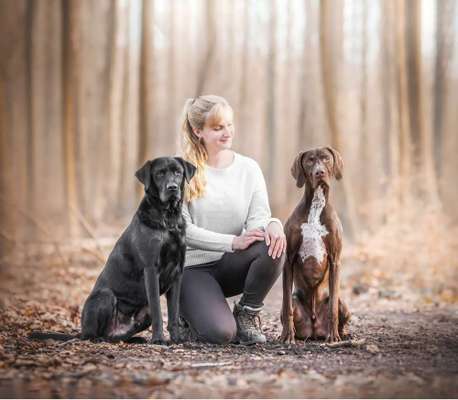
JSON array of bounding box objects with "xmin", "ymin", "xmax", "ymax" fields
[{"xmin": 1, "ymin": 252, "xmax": 457, "ymax": 398}]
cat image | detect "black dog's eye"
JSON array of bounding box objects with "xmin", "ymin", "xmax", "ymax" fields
[
  {"xmin": 157, "ymin": 171, "xmax": 165, "ymax": 178},
  {"xmin": 174, "ymin": 171, "xmax": 181, "ymax": 176}
]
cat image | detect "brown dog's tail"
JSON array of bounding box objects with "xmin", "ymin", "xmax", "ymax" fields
[{"xmin": 29, "ymin": 331, "xmax": 80, "ymax": 341}]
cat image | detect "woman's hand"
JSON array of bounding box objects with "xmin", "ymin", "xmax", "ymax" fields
[
  {"xmin": 265, "ymin": 221, "xmax": 286, "ymax": 259},
  {"xmin": 232, "ymin": 229, "xmax": 265, "ymax": 251}
]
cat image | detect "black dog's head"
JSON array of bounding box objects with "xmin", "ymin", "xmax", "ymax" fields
[{"xmin": 135, "ymin": 157, "xmax": 196, "ymax": 204}]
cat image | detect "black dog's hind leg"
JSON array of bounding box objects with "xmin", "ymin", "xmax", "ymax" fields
[{"xmin": 80, "ymin": 288, "xmax": 117, "ymax": 341}]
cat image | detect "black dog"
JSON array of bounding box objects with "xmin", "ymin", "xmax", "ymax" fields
[{"xmin": 30, "ymin": 157, "xmax": 196, "ymax": 344}]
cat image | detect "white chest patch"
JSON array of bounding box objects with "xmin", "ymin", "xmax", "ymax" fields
[{"xmin": 298, "ymin": 186, "xmax": 328, "ymax": 263}]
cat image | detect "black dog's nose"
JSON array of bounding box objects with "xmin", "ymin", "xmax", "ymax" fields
[{"xmin": 167, "ymin": 183, "xmax": 179, "ymax": 191}]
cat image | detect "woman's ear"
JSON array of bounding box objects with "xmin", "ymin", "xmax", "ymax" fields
[
  {"xmin": 135, "ymin": 160, "xmax": 152, "ymax": 191},
  {"xmin": 325, "ymin": 147, "xmax": 343, "ymax": 180},
  {"xmin": 291, "ymin": 151, "xmax": 307, "ymax": 188}
]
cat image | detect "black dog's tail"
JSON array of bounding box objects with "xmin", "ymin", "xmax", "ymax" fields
[
  {"xmin": 28, "ymin": 331, "xmax": 148, "ymax": 344},
  {"xmin": 29, "ymin": 331, "xmax": 80, "ymax": 342}
]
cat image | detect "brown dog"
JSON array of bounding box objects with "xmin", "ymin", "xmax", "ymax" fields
[{"xmin": 280, "ymin": 147, "xmax": 350, "ymax": 344}]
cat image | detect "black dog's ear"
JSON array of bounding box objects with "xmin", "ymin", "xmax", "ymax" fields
[
  {"xmin": 135, "ymin": 160, "xmax": 152, "ymax": 191},
  {"xmin": 325, "ymin": 147, "xmax": 343, "ymax": 180},
  {"xmin": 174, "ymin": 157, "xmax": 196, "ymax": 183},
  {"xmin": 291, "ymin": 151, "xmax": 307, "ymax": 188}
]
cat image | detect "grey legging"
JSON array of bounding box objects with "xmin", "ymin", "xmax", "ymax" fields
[{"xmin": 179, "ymin": 241, "xmax": 284, "ymax": 344}]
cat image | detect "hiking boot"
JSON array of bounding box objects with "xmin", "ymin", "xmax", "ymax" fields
[{"xmin": 233, "ymin": 302, "xmax": 266, "ymax": 345}]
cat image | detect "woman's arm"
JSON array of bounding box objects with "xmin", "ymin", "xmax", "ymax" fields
[
  {"xmin": 245, "ymin": 162, "xmax": 286, "ymax": 258},
  {"xmin": 182, "ymin": 202, "xmax": 236, "ymax": 252},
  {"xmin": 245, "ymin": 163, "xmax": 284, "ymax": 232}
]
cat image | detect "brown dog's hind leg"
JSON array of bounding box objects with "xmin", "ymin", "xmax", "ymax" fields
[
  {"xmin": 338, "ymin": 298, "xmax": 351, "ymax": 338},
  {"xmin": 314, "ymin": 296, "xmax": 351, "ymax": 339},
  {"xmin": 292, "ymin": 294, "xmax": 312, "ymax": 340}
]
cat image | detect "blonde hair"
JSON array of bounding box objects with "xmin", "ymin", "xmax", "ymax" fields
[{"xmin": 181, "ymin": 95, "xmax": 233, "ymax": 201}]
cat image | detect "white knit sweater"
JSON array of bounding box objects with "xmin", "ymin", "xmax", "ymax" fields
[{"xmin": 182, "ymin": 152, "xmax": 282, "ymax": 267}]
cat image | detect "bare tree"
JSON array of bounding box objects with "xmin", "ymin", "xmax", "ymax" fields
[
  {"xmin": 266, "ymin": 0, "xmax": 277, "ymax": 190},
  {"xmin": 433, "ymin": 0, "xmax": 456, "ymax": 179},
  {"xmin": 62, "ymin": 0, "xmax": 82, "ymax": 237},
  {"xmin": 319, "ymin": 0, "xmax": 356, "ymax": 237},
  {"xmin": 405, "ymin": 0, "xmax": 438, "ymax": 203},
  {"xmin": 138, "ymin": 0, "xmax": 154, "ymax": 197},
  {"xmin": 167, "ymin": 0, "xmax": 176, "ymax": 153},
  {"xmin": 195, "ymin": 0, "xmax": 216, "ymax": 96}
]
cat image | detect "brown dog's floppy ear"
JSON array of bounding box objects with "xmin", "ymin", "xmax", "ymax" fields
[
  {"xmin": 174, "ymin": 157, "xmax": 196, "ymax": 183},
  {"xmin": 326, "ymin": 147, "xmax": 343, "ymax": 180},
  {"xmin": 291, "ymin": 151, "xmax": 306, "ymax": 188},
  {"xmin": 135, "ymin": 160, "xmax": 152, "ymax": 191}
]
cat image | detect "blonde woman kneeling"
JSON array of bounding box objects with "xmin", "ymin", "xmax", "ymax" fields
[{"xmin": 179, "ymin": 95, "xmax": 286, "ymax": 345}]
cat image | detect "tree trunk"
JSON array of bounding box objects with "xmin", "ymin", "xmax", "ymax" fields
[
  {"xmin": 138, "ymin": 0, "xmax": 154, "ymax": 197},
  {"xmin": 62, "ymin": 0, "xmax": 81, "ymax": 237},
  {"xmin": 433, "ymin": 0, "xmax": 455, "ymax": 180},
  {"xmin": 394, "ymin": 0, "xmax": 411, "ymax": 204},
  {"xmin": 405, "ymin": 0, "xmax": 439, "ymax": 204},
  {"xmin": 167, "ymin": 0, "xmax": 176, "ymax": 154},
  {"xmin": 319, "ymin": 0, "xmax": 356, "ymax": 238},
  {"xmin": 195, "ymin": 0, "xmax": 215, "ymax": 96},
  {"xmin": 266, "ymin": 0, "xmax": 277, "ymax": 203}
]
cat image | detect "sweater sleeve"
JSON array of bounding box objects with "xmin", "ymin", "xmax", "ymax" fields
[
  {"xmin": 182, "ymin": 201, "xmax": 236, "ymax": 253},
  {"xmin": 245, "ymin": 162, "xmax": 283, "ymax": 231}
]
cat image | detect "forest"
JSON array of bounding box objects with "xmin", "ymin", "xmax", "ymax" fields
[{"xmin": 0, "ymin": 0, "xmax": 457, "ymax": 398}]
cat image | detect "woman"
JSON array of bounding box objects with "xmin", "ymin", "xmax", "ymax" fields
[{"xmin": 180, "ymin": 95, "xmax": 286, "ymax": 345}]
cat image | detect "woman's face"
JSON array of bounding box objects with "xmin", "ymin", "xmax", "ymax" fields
[{"xmin": 194, "ymin": 107, "xmax": 234, "ymax": 153}]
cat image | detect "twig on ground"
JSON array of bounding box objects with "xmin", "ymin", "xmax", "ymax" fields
[
  {"xmin": 322, "ymin": 338, "xmax": 366, "ymax": 348},
  {"xmin": 190, "ymin": 361, "xmax": 232, "ymax": 368}
]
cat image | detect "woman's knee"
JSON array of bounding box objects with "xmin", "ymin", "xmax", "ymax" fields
[
  {"xmin": 252, "ymin": 241, "xmax": 285, "ymax": 274},
  {"xmin": 199, "ymin": 319, "xmax": 237, "ymax": 345}
]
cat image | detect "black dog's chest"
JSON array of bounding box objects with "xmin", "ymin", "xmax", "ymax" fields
[{"xmin": 157, "ymin": 229, "xmax": 185, "ymax": 293}]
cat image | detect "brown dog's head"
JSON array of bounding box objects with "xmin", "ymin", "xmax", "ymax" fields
[{"xmin": 291, "ymin": 147, "xmax": 343, "ymax": 190}]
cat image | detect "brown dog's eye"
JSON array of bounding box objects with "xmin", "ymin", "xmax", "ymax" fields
[{"xmin": 307, "ymin": 157, "xmax": 314, "ymax": 164}]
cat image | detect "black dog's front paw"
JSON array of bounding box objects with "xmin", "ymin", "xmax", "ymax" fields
[
  {"xmin": 169, "ymin": 329, "xmax": 184, "ymax": 344},
  {"xmin": 150, "ymin": 336, "xmax": 167, "ymax": 346}
]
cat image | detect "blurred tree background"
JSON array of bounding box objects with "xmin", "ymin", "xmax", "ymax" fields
[{"xmin": 0, "ymin": 0, "xmax": 457, "ymax": 256}]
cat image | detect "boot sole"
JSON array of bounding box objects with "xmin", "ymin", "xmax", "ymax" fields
[{"xmin": 237, "ymin": 337, "xmax": 267, "ymax": 346}]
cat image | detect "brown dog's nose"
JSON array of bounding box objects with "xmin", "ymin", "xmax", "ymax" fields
[{"xmin": 315, "ymin": 170, "xmax": 325, "ymax": 179}]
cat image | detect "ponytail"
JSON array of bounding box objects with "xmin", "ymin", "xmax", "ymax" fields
[{"xmin": 180, "ymin": 95, "xmax": 232, "ymax": 202}]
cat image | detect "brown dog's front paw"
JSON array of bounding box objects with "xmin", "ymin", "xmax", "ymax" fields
[
  {"xmin": 280, "ymin": 320, "xmax": 296, "ymax": 344},
  {"xmin": 326, "ymin": 327, "xmax": 341, "ymax": 343}
]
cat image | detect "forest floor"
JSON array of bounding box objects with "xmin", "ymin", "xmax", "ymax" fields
[{"xmin": 1, "ymin": 229, "xmax": 457, "ymax": 398}]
